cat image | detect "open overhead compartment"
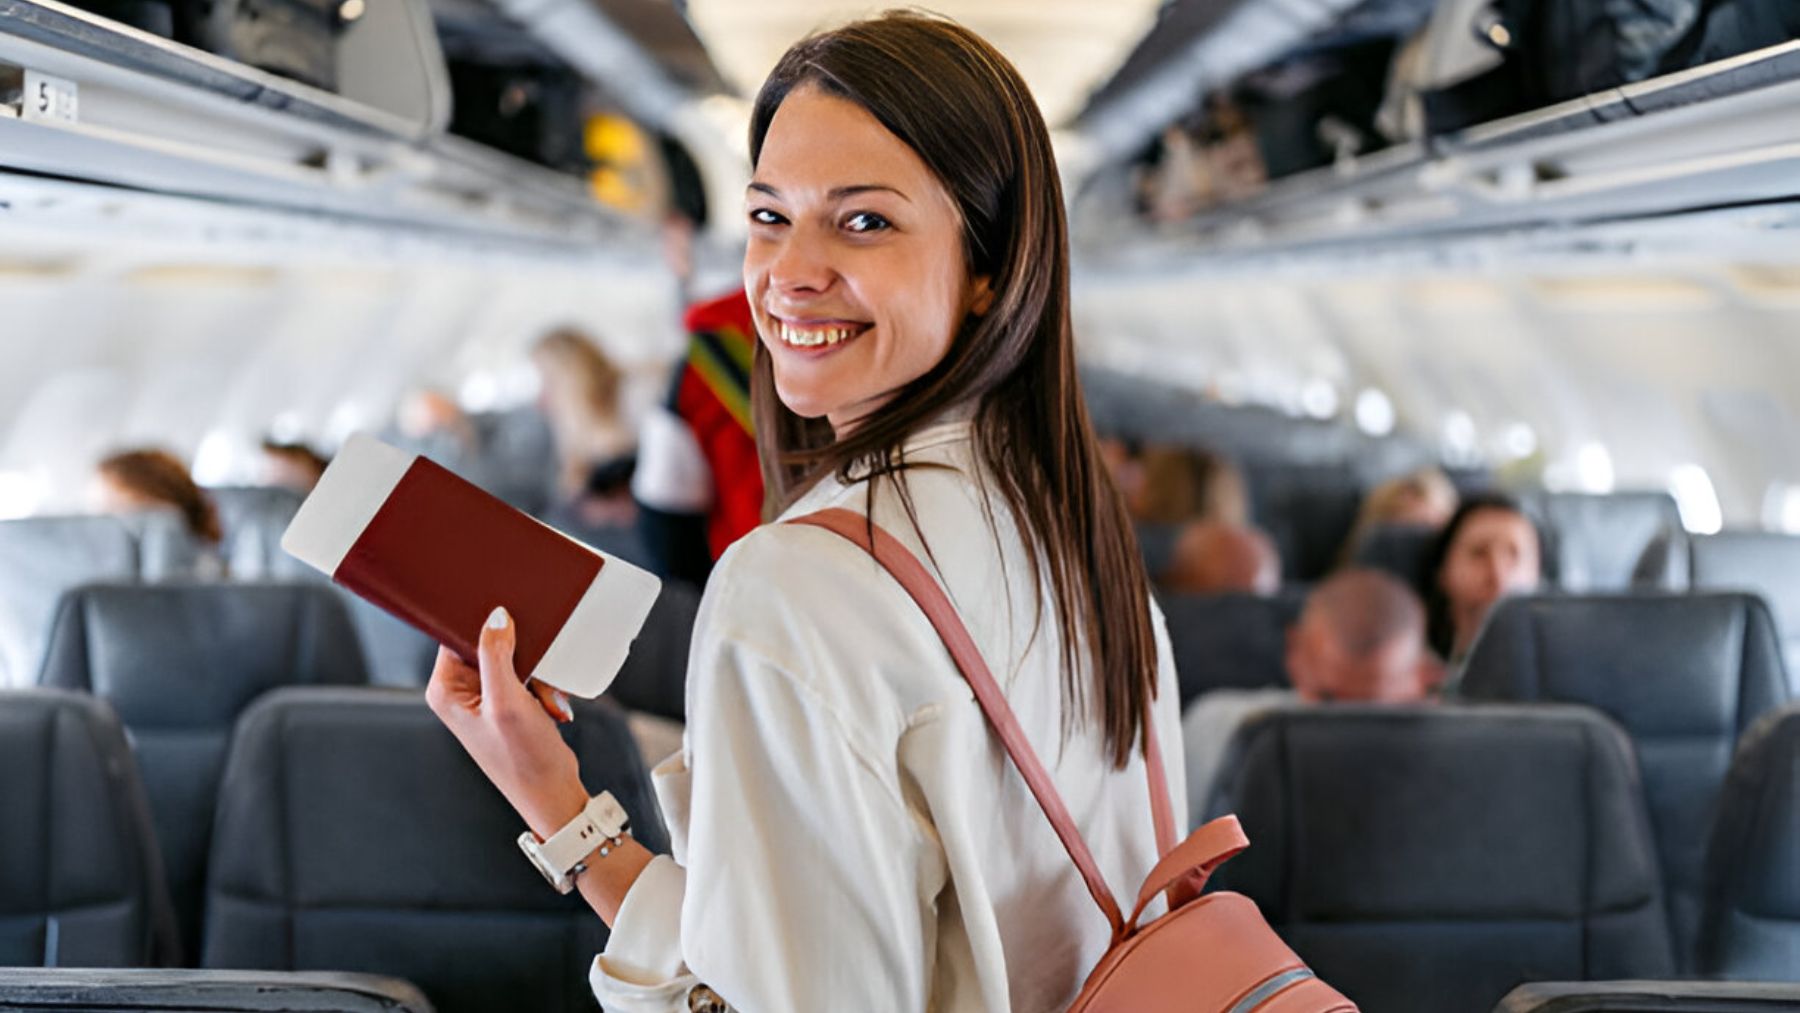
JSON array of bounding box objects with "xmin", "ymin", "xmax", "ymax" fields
[{"xmin": 0, "ymin": 0, "xmax": 630, "ymax": 248}]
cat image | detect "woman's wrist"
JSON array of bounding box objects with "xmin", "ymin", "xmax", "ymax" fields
[{"xmin": 517, "ymin": 776, "xmax": 594, "ymax": 841}]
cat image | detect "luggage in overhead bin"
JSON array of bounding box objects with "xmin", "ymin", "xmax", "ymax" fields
[
  {"xmin": 1664, "ymin": 0, "xmax": 1800, "ymax": 71},
  {"xmin": 179, "ymin": 0, "xmax": 357, "ymax": 92},
  {"xmin": 445, "ymin": 59, "xmax": 589, "ymax": 172}
]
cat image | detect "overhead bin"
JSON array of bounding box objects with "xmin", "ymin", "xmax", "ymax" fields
[{"xmin": 0, "ymin": 0, "xmax": 623, "ymax": 245}]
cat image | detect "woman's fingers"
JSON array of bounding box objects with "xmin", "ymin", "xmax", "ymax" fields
[
  {"xmin": 425, "ymin": 645, "xmax": 481, "ymax": 718},
  {"xmin": 477, "ymin": 606, "xmax": 524, "ymax": 704},
  {"xmin": 529, "ymin": 679, "xmax": 574, "ymax": 724}
]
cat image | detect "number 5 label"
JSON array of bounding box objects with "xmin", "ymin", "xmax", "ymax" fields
[{"xmin": 21, "ymin": 71, "xmax": 79, "ymax": 125}]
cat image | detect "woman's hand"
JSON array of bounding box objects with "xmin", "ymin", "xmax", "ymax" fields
[{"xmin": 425, "ymin": 606, "xmax": 589, "ymax": 838}]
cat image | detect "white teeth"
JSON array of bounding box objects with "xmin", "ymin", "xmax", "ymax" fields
[{"xmin": 778, "ymin": 322, "xmax": 861, "ymax": 348}]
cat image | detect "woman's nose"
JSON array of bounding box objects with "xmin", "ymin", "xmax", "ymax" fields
[{"xmin": 767, "ymin": 228, "xmax": 835, "ymax": 295}]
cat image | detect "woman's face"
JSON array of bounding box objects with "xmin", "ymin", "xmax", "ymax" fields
[
  {"xmin": 744, "ymin": 83, "xmax": 989, "ymax": 432},
  {"xmin": 1439, "ymin": 508, "xmax": 1542, "ymax": 643}
]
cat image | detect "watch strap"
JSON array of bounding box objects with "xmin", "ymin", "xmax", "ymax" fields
[{"xmin": 539, "ymin": 791, "xmax": 629, "ymax": 874}]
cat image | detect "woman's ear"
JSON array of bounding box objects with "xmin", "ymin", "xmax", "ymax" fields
[{"xmin": 968, "ymin": 275, "xmax": 996, "ymax": 317}]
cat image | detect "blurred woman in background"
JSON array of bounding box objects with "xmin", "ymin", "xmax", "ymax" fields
[{"xmin": 1427, "ymin": 492, "xmax": 1543, "ymax": 669}]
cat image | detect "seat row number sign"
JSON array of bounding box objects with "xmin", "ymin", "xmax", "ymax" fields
[{"xmin": 22, "ymin": 71, "xmax": 79, "ymax": 125}]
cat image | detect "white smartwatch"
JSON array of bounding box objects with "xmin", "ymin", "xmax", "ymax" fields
[{"xmin": 517, "ymin": 791, "xmax": 631, "ymax": 894}]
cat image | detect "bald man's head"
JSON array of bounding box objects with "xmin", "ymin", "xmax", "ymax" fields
[
  {"xmin": 1163, "ymin": 520, "xmax": 1280, "ymax": 596},
  {"xmin": 1287, "ymin": 569, "xmax": 1439, "ymax": 703}
]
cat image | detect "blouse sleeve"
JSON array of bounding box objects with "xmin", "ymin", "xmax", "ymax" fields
[{"xmin": 590, "ymin": 634, "xmax": 945, "ymax": 1012}]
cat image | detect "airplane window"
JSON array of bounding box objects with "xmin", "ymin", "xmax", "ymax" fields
[
  {"xmin": 1670, "ymin": 464, "xmax": 1724, "ymax": 535},
  {"xmin": 1353, "ymin": 388, "xmax": 1396, "ymax": 436},
  {"xmin": 1576, "ymin": 441, "xmax": 1618, "ymax": 494}
]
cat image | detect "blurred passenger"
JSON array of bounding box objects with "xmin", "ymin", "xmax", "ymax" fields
[
  {"xmin": 631, "ymin": 289, "xmax": 764, "ymax": 584},
  {"xmin": 1337, "ymin": 467, "xmax": 1458, "ymax": 565},
  {"xmin": 1182, "ymin": 568, "xmax": 1439, "ymax": 822},
  {"xmin": 396, "ymin": 388, "xmax": 479, "ymax": 465},
  {"xmin": 1131, "ymin": 444, "xmax": 1248, "ymax": 527},
  {"xmin": 257, "ymin": 439, "xmax": 330, "ymax": 494},
  {"xmin": 1428, "ymin": 492, "xmax": 1544, "ymax": 669},
  {"xmin": 1162, "ymin": 519, "xmax": 1281, "ymax": 595},
  {"xmin": 1096, "ymin": 434, "xmax": 1145, "ymax": 507},
  {"xmin": 93, "ymin": 448, "xmax": 225, "ymax": 578},
  {"xmin": 530, "ymin": 328, "xmax": 637, "ymax": 503}
]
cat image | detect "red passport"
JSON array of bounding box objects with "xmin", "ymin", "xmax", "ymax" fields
[{"xmin": 281, "ymin": 433, "xmax": 660, "ymax": 697}]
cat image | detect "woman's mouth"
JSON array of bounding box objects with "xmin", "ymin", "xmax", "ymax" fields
[{"xmin": 775, "ymin": 318, "xmax": 872, "ymax": 350}]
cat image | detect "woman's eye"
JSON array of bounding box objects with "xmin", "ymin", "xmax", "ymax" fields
[
  {"xmin": 748, "ymin": 208, "xmax": 786, "ymax": 226},
  {"xmin": 844, "ymin": 212, "xmax": 891, "ymax": 233}
]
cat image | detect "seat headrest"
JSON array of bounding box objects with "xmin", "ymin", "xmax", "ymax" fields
[
  {"xmin": 1210, "ymin": 704, "xmax": 1668, "ymax": 929},
  {"xmin": 1350, "ymin": 523, "xmax": 1438, "ymax": 590},
  {"xmin": 1533, "ymin": 492, "xmax": 1681, "ymax": 592},
  {"xmin": 36, "ymin": 583, "xmax": 368, "ymax": 726},
  {"xmin": 1159, "ymin": 590, "xmax": 1304, "ymax": 704},
  {"xmin": 1460, "ymin": 593, "xmax": 1791, "ymax": 738},
  {"xmin": 0, "ymin": 688, "xmax": 177, "ymax": 967},
  {"xmin": 1698, "ymin": 704, "xmax": 1800, "ymax": 976},
  {"xmin": 205, "ymin": 487, "xmax": 309, "ymax": 581},
  {"xmin": 0, "ymin": 516, "xmax": 139, "ymax": 687}
]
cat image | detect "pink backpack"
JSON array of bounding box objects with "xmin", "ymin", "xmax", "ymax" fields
[{"xmin": 792, "ymin": 509, "xmax": 1357, "ymax": 1012}]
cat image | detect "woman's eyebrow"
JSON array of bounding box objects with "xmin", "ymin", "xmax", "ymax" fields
[{"xmin": 746, "ymin": 182, "xmax": 911, "ymax": 203}]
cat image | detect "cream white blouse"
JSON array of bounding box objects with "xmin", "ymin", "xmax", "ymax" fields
[{"xmin": 590, "ymin": 419, "xmax": 1186, "ymax": 1013}]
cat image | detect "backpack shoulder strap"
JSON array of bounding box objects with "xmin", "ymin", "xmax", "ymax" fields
[{"xmin": 789, "ymin": 507, "xmax": 1150, "ymax": 937}]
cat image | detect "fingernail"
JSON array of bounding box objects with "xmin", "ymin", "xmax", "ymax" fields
[
  {"xmin": 486, "ymin": 606, "xmax": 510, "ymax": 630},
  {"xmin": 556, "ymin": 691, "xmax": 573, "ymax": 723}
]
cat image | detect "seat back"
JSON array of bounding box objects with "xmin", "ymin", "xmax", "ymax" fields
[
  {"xmin": 1640, "ymin": 530, "xmax": 1800, "ymax": 684},
  {"xmin": 1495, "ymin": 981, "xmax": 1800, "ymax": 1012},
  {"xmin": 605, "ymin": 579, "xmax": 700, "ymax": 722},
  {"xmin": 1698, "ymin": 705, "xmax": 1800, "ymax": 979},
  {"xmin": 0, "ymin": 515, "xmax": 139, "ymax": 687},
  {"xmin": 204, "ymin": 687, "xmax": 668, "ymax": 1013},
  {"xmin": 1207, "ymin": 704, "xmax": 1674, "ymax": 1013},
  {"xmin": 206, "ymin": 486, "xmax": 310, "ymax": 581},
  {"xmin": 36, "ymin": 583, "xmax": 369, "ymax": 960},
  {"xmin": 1244, "ymin": 462, "xmax": 1364, "ymax": 582},
  {"xmin": 0, "ymin": 688, "xmax": 176, "ymax": 967},
  {"xmin": 1460, "ymin": 594, "xmax": 1792, "ymax": 966},
  {"xmin": 0, "ymin": 969, "xmax": 434, "ymax": 1011},
  {"xmin": 1160, "ymin": 590, "xmax": 1304, "ymax": 705},
  {"xmin": 1534, "ymin": 492, "xmax": 1681, "ymax": 592},
  {"xmin": 1350, "ymin": 522, "xmax": 1439, "ymax": 590}
]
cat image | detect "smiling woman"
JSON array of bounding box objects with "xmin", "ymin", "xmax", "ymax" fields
[{"xmin": 422, "ymin": 11, "xmax": 1185, "ymax": 1013}]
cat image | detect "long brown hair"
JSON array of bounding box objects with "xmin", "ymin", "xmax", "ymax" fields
[
  {"xmin": 97, "ymin": 448, "xmax": 222, "ymax": 544},
  {"xmin": 748, "ymin": 12, "xmax": 1157, "ymax": 767}
]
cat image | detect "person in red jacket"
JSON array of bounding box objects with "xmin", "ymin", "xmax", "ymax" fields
[{"xmin": 631, "ymin": 287, "xmax": 764, "ymax": 584}]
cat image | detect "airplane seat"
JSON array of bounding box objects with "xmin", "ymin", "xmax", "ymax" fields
[
  {"xmin": 36, "ymin": 583, "xmax": 370, "ymax": 964},
  {"xmin": 1459, "ymin": 593, "xmax": 1792, "ymax": 970},
  {"xmin": 1696, "ymin": 704, "xmax": 1800, "ymax": 980},
  {"xmin": 123, "ymin": 509, "xmax": 221, "ymax": 583},
  {"xmin": 1205, "ymin": 704, "xmax": 1675, "ymax": 1013},
  {"xmin": 342, "ymin": 595, "xmax": 441, "ymax": 688},
  {"xmin": 1494, "ymin": 981, "xmax": 1800, "ymax": 1012},
  {"xmin": 203, "ymin": 687, "xmax": 669, "ymax": 1013},
  {"xmin": 605, "ymin": 578, "xmax": 700, "ymax": 723},
  {"xmin": 0, "ymin": 688, "xmax": 178, "ymax": 968},
  {"xmin": 1242, "ymin": 462, "xmax": 1365, "ymax": 582},
  {"xmin": 1636, "ymin": 530, "xmax": 1800, "ymax": 686},
  {"xmin": 205, "ymin": 486, "xmax": 311, "ymax": 582},
  {"xmin": 0, "ymin": 969, "xmax": 434, "ymax": 1011},
  {"xmin": 1349, "ymin": 522, "xmax": 1439, "ymax": 591},
  {"xmin": 1532, "ymin": 492, "xmax": 1682, "ymax": 592},
  {"xmin": 0, "ymin": 515, "xmax": 139, "ymax": 688},
  {"xmin": 1160, "ymin": 589, "xmax": 1304, "ymax": 706}
]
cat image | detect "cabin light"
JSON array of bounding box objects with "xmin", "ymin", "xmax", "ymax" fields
[
  {"xmin": 1669, "ymin": 464, "xmax": 1723, "ymax": 535},
  {"xmin": 0, "ymin": 470, "xmax": 47, "ymax": 520},
  {"xmin": 1300, "ymin": 381, "xmax": 1339, "ymax": 420},
  {"xmin": 459, "ymin": 372, "xmax": 501, "ymax": 412},
  {"xmin": 193, "ymin": 431, "xmax": 247, "ymax": 487},
  {"xmin": 1575, "ymin": 441, "xmax": 1615, "ymax": 493},
  {"xmin": 269, "ymin": 412, "xmax": 307, "ymax": 443},
  {"xmin": 1354, "ymin": 388, "xmax": 1396, "ymax": 436},
  {"xmin": 1500, "ymin": 422, "xmax": 1538, "ymax": 459},
  {"xmin": 1441, "ymin": 411, "xmax": 1478, "ymax": 461}
]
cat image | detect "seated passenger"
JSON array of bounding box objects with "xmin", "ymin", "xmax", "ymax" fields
[
  {"xmin": 1182, "ymin": 568, "xmax": 1438, "ymax": 820},
  {"xmin": 1337, "ymin": 466, "xmax": 1458, "ymax": 565},
  {"xmin": 92, "ymin": 448, "xmax": 225, "ymax": 577},
  {"xmin": 1132, "ymin": 443, "xmax": 1249, "ymax": 528},
  {"xmin": 257, "ymin": 439, "xmax": 330, "ymax": 494},
  {"xmin": 531, "ymin": 328, "xmax": 637, "ymax": 515},
  {"xmin": 394, "ymin": 388, "xmax": 480, "ymax": 468},
  {"xmin": 1162, "ymin": 519, "xmax": 1281, "ymax": 595},
  {"xmin": 1428, "ymin": 492, "xmax": 1544, "ymax": 670}
]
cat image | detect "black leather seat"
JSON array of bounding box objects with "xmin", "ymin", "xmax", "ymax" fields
[
  {"xmin": 1493, "ymin": 981, "xmax": 1800, "ymax": 1012},
  {"xmin": 0, "ymin": 969, "xmax": 433, "ymax": 1011},
  {"xmin": 1532, "ymin": 492, "xmax": 1681, "ymax": 592},
  {"xmin": 1349, "ymin": 522, "xmax": 1439, "ymax": 590},
  {"xmin": 1697, "ymin": 705, "xmax": 1800, "ymax": 979},
  {"xmin": 1460, "ymin": 594, "xmax": 1792, "ymax": 968},
  {"xmin": 1243, "ymin": 462, "xmax": 1364, "ymax": 582},
  {"xmin": 0, "ymin": 688, "xmax": 177, "ymax": 967},
  {"xmin": 204, "ymin": 687, "xmax": 668, "ymax": 1013},
  {"xmin": 1638, "ymin": 530, "xmax": 1800, "ymax": 685},
  {"xmin": 206, "ymin": 486, "xmax": 310, "ymax": 581},
  {"xmin": 605, "ymin": 579, "xmax": 700, "ymax": 722},
  {"xmin": 1206, "ymin": 704, "xmax": 1675, "ymax": 1013},
  {"xmin": 0, "ymin": 515, "xmax": 140, "ymax": 687},
  {"xmin": 36, "ymin": 582, "xmax": 368, "ymax": 961},
  {"xmin": 1159, "ymin": 590, "xmax": 1304, "ymax": 705}
]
